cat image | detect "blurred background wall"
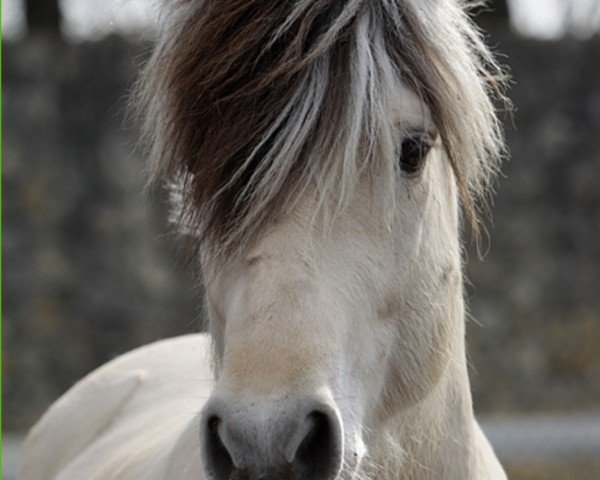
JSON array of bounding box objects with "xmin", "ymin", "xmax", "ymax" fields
[{"xmin": 3, "ymin": 1, "xmax": 600, "ymax": 479}]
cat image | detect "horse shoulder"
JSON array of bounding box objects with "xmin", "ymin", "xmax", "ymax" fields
[{"xmin": 19, "ymin": 333, "xmax": 213, "ymax": 480}]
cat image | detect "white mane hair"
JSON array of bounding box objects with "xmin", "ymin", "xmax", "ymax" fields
[{"xmin": 134, "ymin": 0, "xmax": 507, "ymax": 257}]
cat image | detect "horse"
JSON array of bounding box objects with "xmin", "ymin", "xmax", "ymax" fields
[{"xmin": 20, "ymin": 0, "xmax": 508, "ymax": 479}]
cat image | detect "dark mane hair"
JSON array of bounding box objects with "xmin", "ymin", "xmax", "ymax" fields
[{"xmin": 135, "ymin": 0, "xmax": 507, "ymax": 256}]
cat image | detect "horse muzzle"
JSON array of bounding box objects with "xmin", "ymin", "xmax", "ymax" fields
[{"xmin": 200, "ymin": 394, "xmax": 344, "ymax": 480}]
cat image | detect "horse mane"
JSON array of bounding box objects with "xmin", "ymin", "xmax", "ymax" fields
[{"xmin": 134, "ymin": 0, "xmax": 507, "ymax": 256}]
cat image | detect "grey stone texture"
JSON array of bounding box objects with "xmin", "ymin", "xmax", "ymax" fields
[
  {"xmin": 3, "ymin": 36, "xmax": 199, "ymax": 430},
  {"xmin": 465, "ymin": 32, "xmax": 600, "ymax": 415}
]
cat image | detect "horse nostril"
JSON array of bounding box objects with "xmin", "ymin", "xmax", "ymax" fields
[
  {"xmin": 293, "ymin": 410, "xmax": 342, "ymax": 480},
  {"xmin": 201, "ymin": 402, "xmax": 343, "ymax": 480},
  {"xmin": 203, "ymin": 415, "xmax": 235, "ymax": 480}
]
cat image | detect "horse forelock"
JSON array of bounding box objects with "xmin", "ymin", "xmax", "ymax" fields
[{"xmin": 135, "ymin": 0, "xmax": 508, "ymax": 257}]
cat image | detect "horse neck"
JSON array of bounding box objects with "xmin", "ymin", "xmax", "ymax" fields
[{"xmin": 366, "ymin": 301, "xmax": 479, "ymax": 479}]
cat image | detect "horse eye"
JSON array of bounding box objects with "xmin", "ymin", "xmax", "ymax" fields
[{"xmin": 399, "ymin": 135, "xmax": 433, "ymax": 176}]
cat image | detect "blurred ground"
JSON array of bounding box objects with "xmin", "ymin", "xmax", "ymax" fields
[
  {"xmin": 3, "ymin": 434, "xmax": 25, "ymax": 480},
  {"xmin": 2, "ymin": 20, "xmax": 600, "ymax": 480}
]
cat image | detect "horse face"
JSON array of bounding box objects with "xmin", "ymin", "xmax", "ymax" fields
[{"xmin": 198, "ymin": 85, "xmax": 463, "ymax": 479}]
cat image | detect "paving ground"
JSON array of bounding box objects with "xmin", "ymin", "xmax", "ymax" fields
[{"xmin": 3, "ymin": 434, "xmax": 25, "ymax": 480}]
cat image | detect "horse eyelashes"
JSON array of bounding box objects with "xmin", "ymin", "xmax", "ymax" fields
[{"xmin": 399, "ymin": 134, "xmax": 433, "ymax": 176}]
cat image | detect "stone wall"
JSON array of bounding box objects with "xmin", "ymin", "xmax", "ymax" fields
[
  {"xmin": 3, "ymin": 31, "xmax": 600, "ymax": 431},
  {"xmin": 466, "ymin": 32, "xmax": 600, "ymax": 414},
  {"xmin": 2, "ymin": 37, "xmax": 199, "ymax": 430}
]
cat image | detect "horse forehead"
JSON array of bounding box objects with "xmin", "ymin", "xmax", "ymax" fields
[{"xmin": 392, "ymin": 81, "xmax": 434, "ymax": 132}]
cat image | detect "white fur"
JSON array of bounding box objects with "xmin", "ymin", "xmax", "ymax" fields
[{"xmin": 20, "ymin": 335, "xmax": 211, "ymax": 480}]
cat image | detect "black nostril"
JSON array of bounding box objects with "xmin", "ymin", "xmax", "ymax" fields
[
  {"xmin": 294, "ymin": 411, "xmax": 341, "ymax": 479},
  {"xmin": 203, "ymin": 415, "xmax": 235, "ymax": 479},
  {"xmin": 201, "ymin": 402, "xmax": 343, "ymax": 480}
]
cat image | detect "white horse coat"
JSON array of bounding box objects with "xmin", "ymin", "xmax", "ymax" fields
[{"xmin": 21, "ymin": 335, "xmax": 211, "ymax": 480}]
